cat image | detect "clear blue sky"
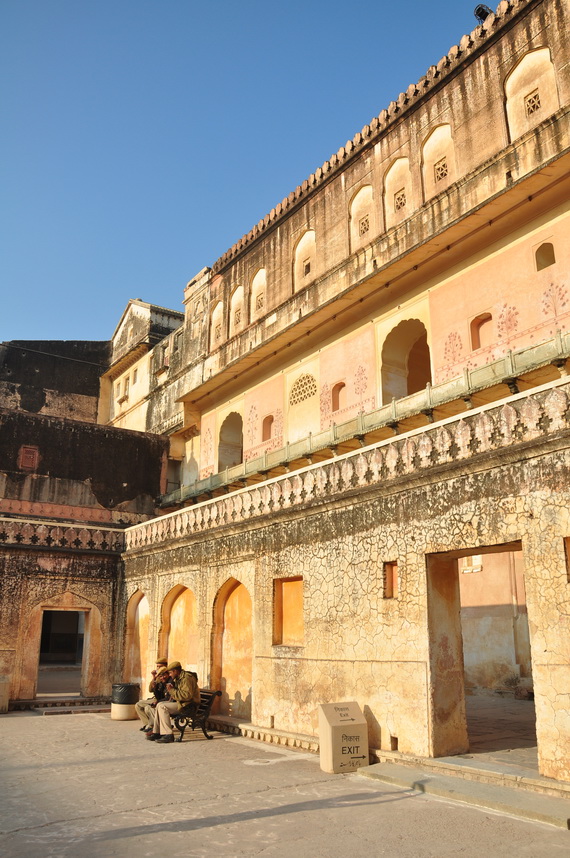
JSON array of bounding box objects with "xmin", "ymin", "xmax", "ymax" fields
[{"xmin": 1, "ymin": 1, "xmax": 482, "ymax": 342}]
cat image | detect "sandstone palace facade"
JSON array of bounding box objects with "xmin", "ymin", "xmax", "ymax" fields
[{"xmin": 1, "ymin": 0, "xmax": 570, "ymax": 782}]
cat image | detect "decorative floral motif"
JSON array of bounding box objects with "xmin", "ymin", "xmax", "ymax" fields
[
  {"xmin": 354, "ymin": 365, "xmax": 368, "ymax": 399},
  {"xmin": 497, "ymin": 304, "xmax": 519, "ymax": 339},
  {"xmin": 273, "ymin": 409, "xmax": 284, "ymax": 441},
  {"xmin": 202, "ymin": 429, "xmax": 213, "ymax": 466},
  {"xmin": 320, "ymin": 382, "xmax": 331, "ymax": 426},
  {"xmin": 541, "ymin": 282, "xmax": 568, "ymax": 318},
  {"xmin": 443, "ymin": 331, "xmax": 463, "ymax": 364},
  {"xmin": 246, "ymin": 405, "xmax": 258, "ymax": 448}
]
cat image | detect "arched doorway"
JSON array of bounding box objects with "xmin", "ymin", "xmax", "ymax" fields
[
  {"xmin": 212, "ymin": 578, "xmax": 252, "ymax": 719},
  {"xmin": 17, "ymin": 590, "xmax": 104, "ymax": 700},
  {"xmin": 218, "ymin": 412, "xmax": 243, "ymax": 472},
  {"xmin": 159, "ymin": 585, "xmax": 199, "ymax": 674},
  {"xmin": 381, "ymin": 319, "xmax": 432, "ymax": 404},
  {"xmin": 124, "ymin": 590, "xmax": 150, "ymax": 686}
]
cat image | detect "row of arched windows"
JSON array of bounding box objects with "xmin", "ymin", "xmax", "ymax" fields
[{"xmin": 209, "ymin": 49, "xmax": 559, "ymax": 352}]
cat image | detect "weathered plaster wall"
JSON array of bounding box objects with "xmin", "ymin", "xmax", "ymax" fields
[
  {"xmin": 124, "ymin": 380, "xmax": 570, "ymax": 780},
  {"xmin": 0, "ymin": 341, "xmax": 109, "ymax": 422},
  {"xmin": 0, "ymin": 547, "xmax": 121, "ymax": 700},
  {"xmin": 0, "ymin": 409, "xmax": 169, "ymax": 523}
]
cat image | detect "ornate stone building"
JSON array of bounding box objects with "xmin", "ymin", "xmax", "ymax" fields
[{"xmin": 2, "ymin": 0, "xmax": 569, "ymax": 782}]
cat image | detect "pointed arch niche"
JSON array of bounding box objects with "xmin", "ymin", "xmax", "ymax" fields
[
  {"xmin": 210, "ymin": 301, "xmax": 224, "ymax": 350},
  {"xmin": 505, "ymin": 48, "xmax": 559, "ymax": 142},
  {"xmin": 159, "ymin": 585, "xmax": 199, "ymax": 673},
  {"xmin": 293, "ymin": 230, "xmax": 316, "ymax": 293},
  {"xmin": 124, "ymin": 589, "xmax": 150, "ymax": 686},
  {"xmin": 250, "ymin": 268, "xmax": 267, "ymax": 321},
  {"xmin": 349, "ymin": 185, "xmax": 374, "ymax": 253},
  {"xmin": 211, "ymin": 578, "xmax": 252, "ymax": 719},
  {"xmin": 229, "ymin": 285, "xmax": 245, "ymax": 338},
  {"xmin": 381, "ymin": 319, "xmax": 432, "ymax": 404},
  {"xmin": 384, "ymin": 158, "xmax": 412, "ymax": 230},
  {"xmin": 421, "ymin": 124, "xmax": 456, "ymax": 202}
]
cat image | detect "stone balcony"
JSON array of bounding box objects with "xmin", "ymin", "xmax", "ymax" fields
[
  {"xmin": 126, "ymin": 374, "xmax": 570, "ymax": 552},
  {"xmin": 0, "ymin": 518, "xmax": 125, "ymax": 554},
  {"xmin": 160, "ymin": 329, "xmax": 570, "ymax": 507}
]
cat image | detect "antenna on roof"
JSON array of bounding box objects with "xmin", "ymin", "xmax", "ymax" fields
[{"xmin": 474, "ymin": 4, "xmax": 493, "ymax": 23}]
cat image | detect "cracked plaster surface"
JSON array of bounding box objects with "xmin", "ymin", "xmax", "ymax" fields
[{"xmin": 122, "ymin": 383, "xmax": 570, "ymax": 780}]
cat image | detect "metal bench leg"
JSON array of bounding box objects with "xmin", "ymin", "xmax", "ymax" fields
[{"xmin": 200, "ymin": 721, "xmax": 214, "ymax": 739}]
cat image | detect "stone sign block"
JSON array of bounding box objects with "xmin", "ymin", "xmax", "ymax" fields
[{"xmin": 318, "ymin": 700, "xmax": 369, "ymax": 774}]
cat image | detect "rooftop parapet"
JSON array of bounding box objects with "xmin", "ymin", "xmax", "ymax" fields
[{"xmin": 210, "ymin": 0, "xmax": 531, "ymax": 274}]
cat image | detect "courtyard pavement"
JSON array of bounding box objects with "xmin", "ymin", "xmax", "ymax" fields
[{"xmin": 1, "ymin": 710, "xmax": 568, "ymax": 857}]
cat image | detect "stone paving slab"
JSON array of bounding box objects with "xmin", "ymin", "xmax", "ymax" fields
[
  {"xmin": 358, "ymin": 762, "xmax": 570, "ymax": 829},
  {"xmin": 1, "ymin": 712, "xmax": 569, "ymax": 858}
]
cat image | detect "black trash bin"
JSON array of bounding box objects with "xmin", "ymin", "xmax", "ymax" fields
[{"xmin": 111, "ymin": 682, "xmax": 140, "ymax": 720}]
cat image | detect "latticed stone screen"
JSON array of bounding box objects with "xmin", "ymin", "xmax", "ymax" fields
[
  {"xmin": 525, "ymin": 88, "xmax": 541, "ymax": 116},
  {"xmin": 434, "ymin": 157, "xmax": 448, "ymax": 182},
  {"xmin": 290, "ymin": 374, "xmax": 318, "ymax": 405},
  {"xmin": 394, "ymin": 189, "xmax": 406, "ymax": 211}
]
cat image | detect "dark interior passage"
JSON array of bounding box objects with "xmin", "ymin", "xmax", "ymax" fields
[{"xmin": 37, "ymin": 610, "xmax": 84, "ymax": 695}]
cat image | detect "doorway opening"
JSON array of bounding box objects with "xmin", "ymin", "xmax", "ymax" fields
[
  {"xmin": 458, "ymin": 549, "xmax": 536, "ymax": 757},
  {"xmin": 36, "ymin": 610, "xmax": 85, "ymax": 695},
  {"xmin": 427, "ymin": 544, "xmax": 537, "ymax": 768}
]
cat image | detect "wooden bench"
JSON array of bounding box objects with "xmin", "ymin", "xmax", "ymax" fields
[{"xmin": 172, "ymin": 689, "xmax": 222, "ymax": 742}]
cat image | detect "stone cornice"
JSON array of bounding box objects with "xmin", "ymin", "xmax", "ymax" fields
[{"xmin": 126, "ymin": 376, "xmax": 570, "ymax": 552}]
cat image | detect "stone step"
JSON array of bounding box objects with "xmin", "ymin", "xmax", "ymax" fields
[
  {"xmin": 40, "ymin": 706, "xmax": 111, "ymax": 716},
  {"xmin": 366, "ymin": 748, "xmax": 570, "ymax": 799},
  {"xmin": 358, "ymin": 762, "xmax": 570, "ymax": 829},
  {"xmin": 9, "ymin": 697, "xmax": 111, "ymax": 711}
]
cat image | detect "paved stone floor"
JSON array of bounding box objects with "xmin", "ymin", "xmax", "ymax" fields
[
  {"xmin": 1, "ymin": 711, "xmax": 568, "ymax": 858},
  {"xmin": 36, "ymin": 666, "xmax": 82, "ymax": 696},
  {"xmin": 465, "ymin": 695, "xmax": 538, "ymax": 775}
]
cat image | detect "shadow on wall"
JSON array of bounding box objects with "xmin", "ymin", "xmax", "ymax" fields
[{"xmin": 220, "ymin": 678, "xmax": 252, "ymax": 719}]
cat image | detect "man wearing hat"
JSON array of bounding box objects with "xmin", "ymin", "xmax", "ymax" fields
[
  {"xmin": 147, "ymin": 661, "xmax": 200, "ymax": 744},
  {"xmin": 135, "ymin": 657, "xmax": 170, "ymax": 732}
]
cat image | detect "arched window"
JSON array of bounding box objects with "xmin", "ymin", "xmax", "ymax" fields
[
  {"xmin": 471, "ymin": 313, "xmax": 493, "ymax": 350},
  {"xmin": 262, "ymin": 414, "xmax": 274, "ymax": 442},
  {"xmin": 229, "ymin": 286, "xmax": 245, "ymax": 337},
  {"xmin": 535, "ymin": 242, "xmax": 556, "ymax": 271},
  {"xmin": 293, "ymin": 230, "xmax": 316, "ymax": 292},
  {"xmin": 381, "ymin": 320, "xmax": 432, "ymax": 404},
  {"xmin": 250, "ymin": 268, "xmax": 267, "ymax": 321},
  {"xmin": 422, "ymin": 124, "xmax": 455, "ymax": 202},
  {"xmin": 383, "ymin": 158, "xmax": 412, "ymax": 230},
  {"xmin": 504, "ymin": 48, "xmax": 559, "ymax": 141},
  {"xmin": 210, "ymin": 301, "xmax": 224, "ymax": 350},
  {"xmin": 349, "ymin": 185, "xmax": 374, "ymax": 253},
  {"xmin": 331, "ymin": 382, "xmax": 346, "ymax": 413},
  {"xmin": 218, "ymin": 412, "xmax": 243, "ymax": 471}
]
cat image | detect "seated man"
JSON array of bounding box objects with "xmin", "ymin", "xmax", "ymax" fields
[
  {"xmin": 147, "ymin": 661, "xmax": 200, "ymax": 744},
  {"xmin": 135, "ymin": 657, "xmax": 170, "ymax": 732}
]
